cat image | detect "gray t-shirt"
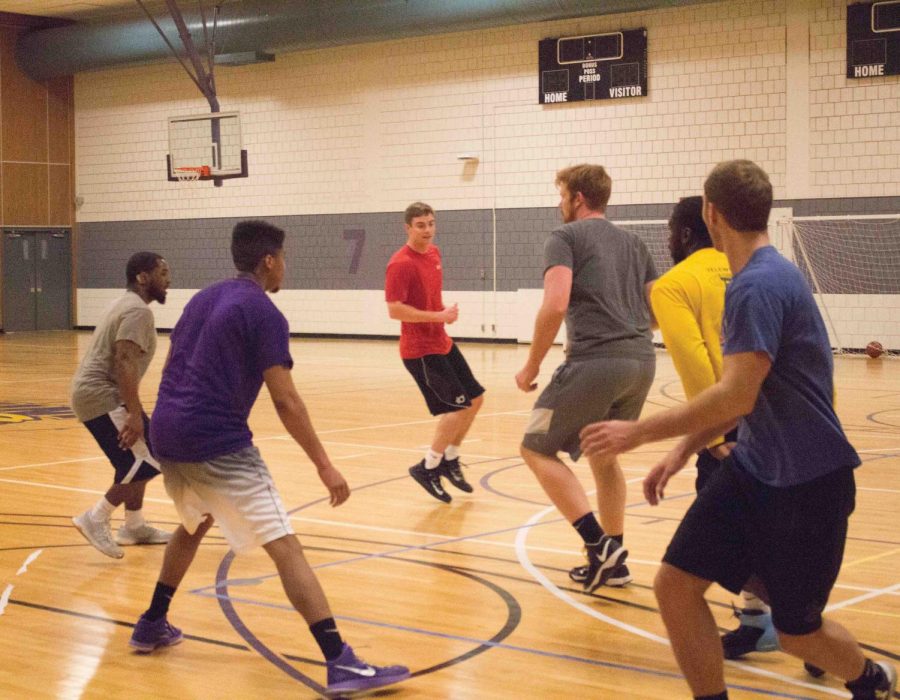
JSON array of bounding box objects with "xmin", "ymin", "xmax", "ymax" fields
[
  {"xmin": 544, "ymin": 217, "xmax": 657, "ymax": 361},
  {"xmin": 70, "ymin": 291, "xmax": 157, "ymax": 422}
]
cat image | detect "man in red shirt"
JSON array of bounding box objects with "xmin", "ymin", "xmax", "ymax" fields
[{"xmin": 385, "ymin": 202, "xmax": 485, "ymax": 503}]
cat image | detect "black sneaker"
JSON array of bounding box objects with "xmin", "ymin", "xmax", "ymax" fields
[
  {"xmin": 582, "ymin": 536, "xmax": 627, "ymax": 593},
  {"xmin": 569, "ymin": 563, "xmax": 632, "ymax": 588},
  {"xmin": 439, "ymin": 457, "xmax": 473, "ymax": 493},
  {"xmin": 847, "ymin": 660, "xmax": 896, "ymax": 700},
  {"xmin": 409, "ymin": 460, "xmax": 451, "ymax": 503},
  {"xmin": 721, "ymin": 608, "xmax": 778, "ymax": 660}
]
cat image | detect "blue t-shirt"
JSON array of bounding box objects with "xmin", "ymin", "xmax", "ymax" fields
[
  {"xmin": 150, "ymin": 277, "xmax": 293, "ymax": 462},
  {"xmin": 724, "ymin": 246, "xmax": 860, "ymax": 486}
]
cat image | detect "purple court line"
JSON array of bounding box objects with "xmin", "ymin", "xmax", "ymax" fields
[
  {"xmin": 196, "ymin": 589, "xmax": 821, "ymax": 700},
  {"xmin": 215, "ymin": 551, "xmax": 328, "ymax": 695},
  {"xmin": 189, "ymin": 489, "xmax": 695, "ymax": 594}
]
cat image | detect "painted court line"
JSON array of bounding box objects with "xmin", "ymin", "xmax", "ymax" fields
[
  {"xmin": 514, "ymin": 503, "xmax": 848, "ymax": 698},
  {"xmin": 0, "ymin": 584, "xmax": 12, "ymax": 616},
  {"xmin": 0, "ymin": 456, "xmax": 104, "ymax": 472},
  {"xmin": 192, "ymin": 590, "xmax": 817, "ymax": 699},
  {"xmin": 0, "ymin": 477, "xmax": 171, "ymax": 504},
  {"xmin": 16, "ymin": 550, "xmax": 42, "ymax": 576},
  {"xmin": 825, "ymin": 582, "xmax": 900, "ymax": 614}
]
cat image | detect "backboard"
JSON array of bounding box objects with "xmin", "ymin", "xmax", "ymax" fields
[{"xmin": 166, "ymin": 111, "xmax": 248, "ymax": 182}]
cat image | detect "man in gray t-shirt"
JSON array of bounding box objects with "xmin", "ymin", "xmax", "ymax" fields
[
  {"xmin": 70, "ymin": 252, "xmax": 172, "ymax": 559},
  {"xmin": 516, "ymin": 164, "xmax": 657, "ymax": 594}
]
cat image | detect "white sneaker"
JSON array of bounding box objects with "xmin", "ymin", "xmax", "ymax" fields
[
  {"xmin": 73, "ymin": 511, "xmax": 124, "ymax": 559},
  {"xmin": 117, "ymin": 523, "xmax": 171, "ymax": 546}
]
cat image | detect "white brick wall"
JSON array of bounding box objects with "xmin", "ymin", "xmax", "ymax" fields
[{"xmin": 73, "ymin": 0, "xmax": 899, "ymax": 347}]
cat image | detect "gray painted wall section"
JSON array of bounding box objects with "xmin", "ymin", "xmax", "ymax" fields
[{"xmin": 78, "ymin": 197, "xmax": 900, "ymax": 293}]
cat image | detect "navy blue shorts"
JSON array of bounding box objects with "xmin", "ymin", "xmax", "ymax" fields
[{"xmin": 84, "ymin": 407, "xmax": 161, "ymax": 484}]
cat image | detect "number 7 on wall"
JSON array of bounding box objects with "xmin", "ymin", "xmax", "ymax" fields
[{"xmin": 343, "ymin": 229, "xmax": 365, "ymax": 274}]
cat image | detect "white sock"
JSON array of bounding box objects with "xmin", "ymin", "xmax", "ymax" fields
[
  {"xmin": 741, "ymin": 590, "xmax": 770, "ymax": 613},
  {"xmin": 444, "ymin": 445, "xmax": 460, "ymax": 461},
  {"xmin": 124, "ymin": 509, "xmax": 146, "ymax": 529},
  {"xmin": 424, "ymin": 449, "xmax": 443, "ymax": 470},
  {"xmin": 89, "ymin": 498, "xmax": 116, "ymax": 522}
]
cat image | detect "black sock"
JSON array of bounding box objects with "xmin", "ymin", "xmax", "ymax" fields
[
  {"xmin": 310, "ymin": 617, "xmax": 345, "ymax": 661},
  {"xmin": 846, "ymin": 659, "xmax": 881, "ymax": 691},
  {"xmin": 572, "ymin": 512, "xmax": 604, "ymax": 545},
  {"xmin": 145, "ymin": 582, "xmax": 176, "ymax": 621},
  {"xmin": 610, "ymin": 533, "xmax": 623, "ymax": 546},
  {"xmin": 696, "ymin": 693, "xmax": 728, "ymax": 700}
]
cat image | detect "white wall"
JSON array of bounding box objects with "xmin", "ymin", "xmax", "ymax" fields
[{"xmin": 74, "ymin": 0, "xmax": 900, "ymax": 347}]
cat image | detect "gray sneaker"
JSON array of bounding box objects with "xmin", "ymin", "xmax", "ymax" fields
[
  {"xmin": 73, "ymin": 511, "xmax": 124, "ymax": 559},
  {"xmin": 117, "ymin": 523, "xmax": 171, "ymax": 545}
]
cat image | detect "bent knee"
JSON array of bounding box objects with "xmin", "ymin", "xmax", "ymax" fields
[{"xmin": 654, "ymin": 563, "xmax": 710, "ymax": 603}]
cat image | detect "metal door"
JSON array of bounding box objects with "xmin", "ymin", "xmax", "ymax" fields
[
  {"xmin": 2, "ymin": 229, "xmax": 72, "ymax": 331},
  {"xmin": 35, "ymin": 231, "xmax": 72, "ymax": 330}
]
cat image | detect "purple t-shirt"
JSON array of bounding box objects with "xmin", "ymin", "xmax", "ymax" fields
[
  {"xmin": 724, "ymin": 246, "xmax": 860, "ymax": 486},
  {"xmin": 150, "ymin": 277, "xmax": 293, "ymax": 462}
]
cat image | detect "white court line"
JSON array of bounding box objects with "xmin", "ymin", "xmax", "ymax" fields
[
  {"xmin": 0, "ymin": 584, "xmax": 12, "ymax": 616},
  {"xmin": 0, "ymin": 376, "xmax": 72, "ymax": 385},
  {"xmin": 0, "ymin": 456, "xmax": 105, "ymax": 473},
  {"xmin": 314, "ymin": 409, "xmax": 533, "ymax": 435},
  {"xmin": 16, "ymin": 550, "xmax": 42, "ymax": 576},
  {"xmin": 0, "ymin": 477, "xmax": 170, "ymax": 504},
  {"xmin": 332, "ymin": 452, "xmax": 373, "ymax": 460},
  {"xmin": 290, "ymin": 514, "xmax": 900, "ymax": 597},
  {"xmin": 292, "ymin": 515, "xmax": 588, "ymax": 557},
  {"xmin": 514, "ymin": 501, "xmax": 849, "ymax": 698},
  {"xmin": 856, "ymin": 447, "xmax": 900, "ymax": 453},
  {"xmin": 320, "ymin": 440, "xmax": 502, "ymax": 461},
  {"xmin": 825, "ymin": 582, "xmax": 900, "ymax": 613}
]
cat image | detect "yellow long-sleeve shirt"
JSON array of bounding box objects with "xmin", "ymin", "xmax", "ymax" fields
[{"xmin": 650, "ymin": 247, "xmax": 732, "ymax": 444}]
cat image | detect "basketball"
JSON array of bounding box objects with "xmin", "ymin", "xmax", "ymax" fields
[{"xmin": 865, "ymin": 341, "xmax": 884, "ymax": 359}]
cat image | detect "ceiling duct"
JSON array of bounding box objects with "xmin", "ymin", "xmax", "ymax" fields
[{"xmin": 16, "ymin": 0, "xmax": 719, "ymax": 81}]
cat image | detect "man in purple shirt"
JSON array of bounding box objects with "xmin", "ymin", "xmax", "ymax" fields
[{"xmin": 129, "ymin": 220, "xmax": 408, "ymax": 696}]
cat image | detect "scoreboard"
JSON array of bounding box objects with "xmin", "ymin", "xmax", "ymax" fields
[
  {"xmin": 847, "ymin": 1, "xmax": 900, "ymax": 78},
  {"xmin": 538, "ymin": 29, "xmax": 648, "ymax": 104}
]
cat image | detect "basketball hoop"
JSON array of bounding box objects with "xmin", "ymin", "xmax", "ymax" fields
[{"xmin": 173, "ymin": 165, "xmax": 211, "ymax": 182}]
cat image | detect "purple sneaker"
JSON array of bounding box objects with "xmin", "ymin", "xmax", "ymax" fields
[
  {"xmin": 326, "ymin": 643, "xmax": 410, "ymax": 696},
  {"xmin": 129, "ymin": 614, "xmax": 183, "ymax": 653}
]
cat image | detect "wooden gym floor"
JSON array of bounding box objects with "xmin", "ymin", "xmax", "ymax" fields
[{"xmin": 0, "ymin": 331, "xmax": 897, "ymax": 699}]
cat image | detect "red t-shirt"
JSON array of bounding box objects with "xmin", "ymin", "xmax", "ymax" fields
[{"xmin": 385, "ymin": 244, "xmax": 453, "ymax": 359}]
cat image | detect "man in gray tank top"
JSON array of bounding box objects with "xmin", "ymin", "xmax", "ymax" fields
[{"xmin": 516, "ymin": 164, "xmax": 657, "ymax": 593}]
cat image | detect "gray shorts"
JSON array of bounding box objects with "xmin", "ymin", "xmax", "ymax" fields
[
  {"xmin": 522, "ymin": 355, "xmax": 656, "ymax": 461},
  {"xmin": 160, "ymin": 445, "xmax": 294, "ymax": 554}
]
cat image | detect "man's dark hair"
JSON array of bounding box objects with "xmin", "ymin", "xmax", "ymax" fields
[
  {"xmin": 404, "ymin": 201, "xmax": 435, "ymax": 225},
  {"xmin": 555, "ymin": 164, "xmax": 612, "ymax": 211},
  {"xmin": 670, "ymin": 196, "xmax": 712, "ymax": 249},
  {"xmin": 704, "ymin": 160, "xmax": 772, "ymax": 232},
  {"xmin": 231, "ymin": 220, "xmax": 286, "ymax": 272},
  {"xmin": 126, "ymin": 252, "xmax": 164, "ymax": 285}
]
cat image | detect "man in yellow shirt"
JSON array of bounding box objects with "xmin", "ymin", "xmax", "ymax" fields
[
  {"xmin": 650, "ymin": 196, "xmax": 735, "ymax": 490},
  {"xmin": 646, "ymin": 196, "xmax": 826, "ymax": 675},
  {"xmin": 651, "ymin": 197, "xmax": 778, "ymax": 661}
]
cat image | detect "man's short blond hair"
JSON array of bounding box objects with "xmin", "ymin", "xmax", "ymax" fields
[{"xmin": 555, "ymin": 164, "xmax": 612, "ymax": 211}]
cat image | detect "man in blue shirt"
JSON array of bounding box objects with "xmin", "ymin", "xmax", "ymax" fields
[
  {"xmin": 579, "ymin": 161, "xmax": 895, "ymax": 700},
  {"xmin": 129, "ymin": 220, "xmax": 408, "ymax": 697}
]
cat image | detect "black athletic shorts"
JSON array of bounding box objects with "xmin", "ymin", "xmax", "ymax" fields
[
  {"xmin": 663, "ymin": 457, "xmax": 856, "ymax": 635},
  {"xmin": 403, "ymin": 343, "xmax": 485, "ymax": 416},
  {"xmin": 694, "ymin": 427, "xmax": 739, "ymax": 492},
  {"xmin": 84, "ymin": 407, "xmax": 161, "ymax": 484}
]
